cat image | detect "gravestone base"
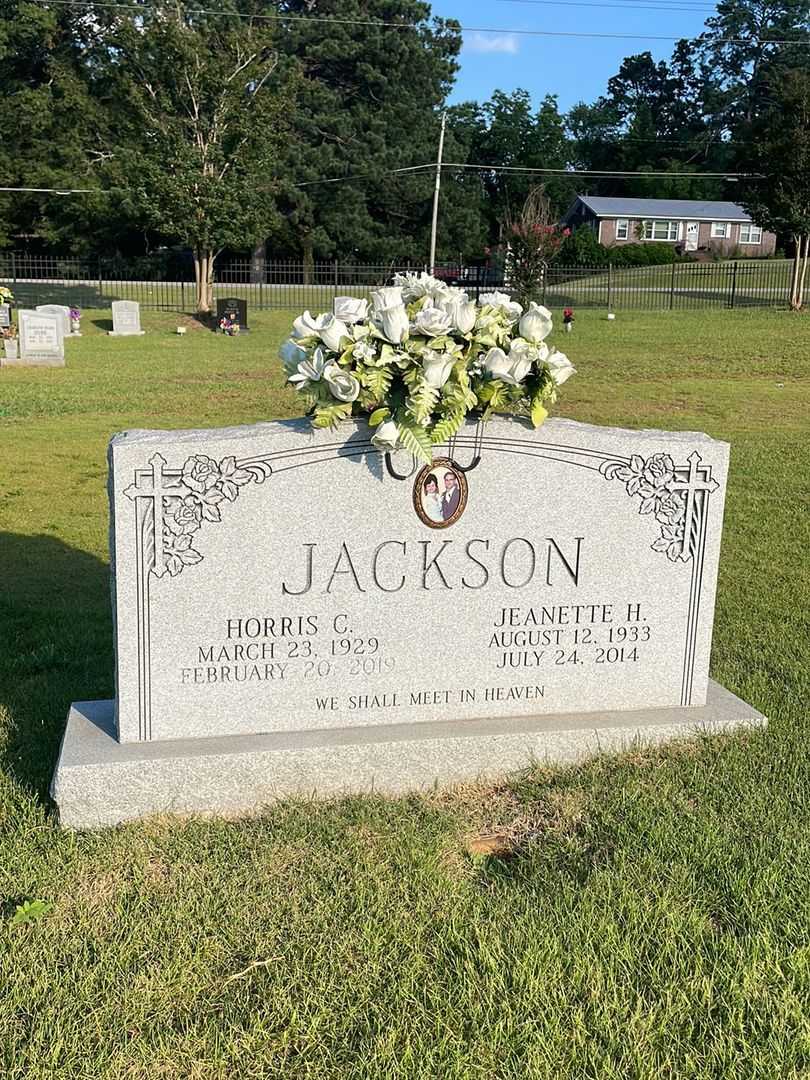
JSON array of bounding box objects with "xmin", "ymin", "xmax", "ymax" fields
[
  {"xmin": 1, "ymin": 354, "xmax": 65, "ymax": 368},
  {"xmin": 108, "ymin": 330, "xmax": 146, "ymax": 337},
  {"xmin": 51, "ymin": 680, "xmax": 765, "ymax": 829}
]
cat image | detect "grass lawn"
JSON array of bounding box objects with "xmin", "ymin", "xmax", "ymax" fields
[{"xmin": 1, "ymin": 307, "xmax": 809, "ymax": 1078}]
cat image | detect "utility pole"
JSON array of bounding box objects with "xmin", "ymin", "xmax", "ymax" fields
[{"xmin": 429, "ymin": 111, "xmax": 446, "ymax": 275}]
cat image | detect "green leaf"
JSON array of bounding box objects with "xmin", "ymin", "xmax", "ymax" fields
[
  {"xmin": 531, "ymin": 395, "xmax": 548, "ymax": 428},
  {"xmin": 312, "ymin": 401, "xmax": 353, "ymax": 429},
  {"xmin": 396, "ymin": 416, "xmax": 433, "ymax": 464},
  {"xmin": 368, "ymin": 407, "xmax": 389, "ymax": 427},
  {"xmin": 430, "ymin": 410, "xmax": 465, "ymax": 445},
  {"xmin": 11, "ymin": 899, "xmax": 52, "ymax": 926}
]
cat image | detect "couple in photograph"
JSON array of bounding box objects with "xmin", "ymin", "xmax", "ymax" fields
[{"xmin": 422, "ymin": 470, "xmax": 461, "ymax": 523}]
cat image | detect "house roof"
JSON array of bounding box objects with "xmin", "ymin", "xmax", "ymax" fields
[{"xmin": 570, "ymin": 196, "xmax": 754, "ymax": 222}]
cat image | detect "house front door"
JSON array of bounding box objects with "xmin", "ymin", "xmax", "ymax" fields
[{"xmin": 685, "ymin": 221, "xmax": 699, "ymax": 251}]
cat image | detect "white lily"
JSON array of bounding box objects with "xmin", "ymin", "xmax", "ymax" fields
[
  {"xmin": 292, "ymin": 310, "xmax": 330, "ymax": 339},
  {"xmin": 287, "ymin": 346, "xmax": 327, "ymax": 386},
  {"xmin": 483, "ymin": 345, "xmax": 532, "ymax": 386}
]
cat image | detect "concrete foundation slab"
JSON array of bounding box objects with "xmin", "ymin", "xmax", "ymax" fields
[{"xmin": 51, "ymin": 680, "xmax": 765, "ymax": 828}]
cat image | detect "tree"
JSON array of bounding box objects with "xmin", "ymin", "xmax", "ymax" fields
[
  {"xmin": 96, "ymin": 2, "xmax": 296, "ymax": 311},
  {"xmin": 737, "ymin": 66, "xmax": 810, "ymax": 309},
  {"xmin": 506, "ymin": 187, "xmax": 566, "ymax": 306},
  {"xmin": 0, "ymin": 0, "xmax": 106, "ymax": 251},
  {"xmin": 271, "ymin": 0, "xmax": 463, "ymax": 267}
]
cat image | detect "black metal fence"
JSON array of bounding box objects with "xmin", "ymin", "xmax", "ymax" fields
[{"xmin": 0, "ymin": 252, "xmax": 799, "ymax": 312}]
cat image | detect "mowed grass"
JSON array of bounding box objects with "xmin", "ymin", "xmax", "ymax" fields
[{"xmin": 1, "ymin": 307, "xmax": 809, "ymax": 1078}]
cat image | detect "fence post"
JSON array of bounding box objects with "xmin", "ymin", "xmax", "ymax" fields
[
  {"xmin": 11, "ymin": 251, "xmax": 16, "ymax": 290},
  {"xmin": 98, "ymin": 258, "xmax": 103, "ymax": 306},
  {"xmin": 669, "ymin": 259, "xmax": 676, "ymax": 310},
  {"xmin": 729, "ymin": 261, "xmax": 738, "ymax": 308},
  {"xmin": 181, "ymin": 280, "xmax": 185, "ymax": 311},
  {"xmin": 607, "ymin": 263, "xmax": 613, "ymax": 312}
]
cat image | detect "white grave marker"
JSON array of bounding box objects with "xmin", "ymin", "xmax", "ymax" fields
[
  {"xmin": 109, "ymin": 300, "xmax": 145, "ymax": 336},
  {"xmin": 8, "ymin": 310, "xmax": 65, "ymax": 367}
]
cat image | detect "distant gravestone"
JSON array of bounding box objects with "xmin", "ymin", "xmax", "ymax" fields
[
  {"xmin": 36, "ymin": 304, "xmax": 71, "ymax": 337},
  {"xmin": 51, "ymin": 416, "xmax": 765, "ymax": 827},
  {"xmin": 215, "ymin": 296, "xmax": 248, "ymax": 332},
  {"xmin": 109, "ymin": 300, "xmax": 145, "ymax": 337},
  {"xmin": 0, "ymin": 304, "xmax": 10, "ymax": 329},
  {"xmin": 9, "ymin": 309, "xmax": 65, "ymax": 367}
]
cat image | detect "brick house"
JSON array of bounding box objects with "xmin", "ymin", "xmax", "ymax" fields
[{"xmin": 561, "ymin": 196, "xmax": 777, "ymax": 257}]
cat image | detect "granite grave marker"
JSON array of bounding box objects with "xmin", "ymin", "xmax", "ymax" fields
[
  {"xmin": 51, "ymin": 416, "xmax": 765, "ymax": 826},
  {"xmin": 216, "ymin": 296, "xmax": 248, "ymax": 332},
  {"xmin": 36, "ymin": 304, "xmax": 71, "ymax": 337},
  {"xmin": 7, "ymin": 309, "xmax": 65, "ymax": 367},
  {"xmin": 109, "ymin": 300, "xmax": 145, "ymax": 336}
]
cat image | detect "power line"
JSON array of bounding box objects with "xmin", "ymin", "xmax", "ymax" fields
[
  {"xmin": 499, "ymin": 0, "xmax": 715, "ymax": 9},
  {"xmin": 443, "ymin": 163, "xmax": 759, "ymax": 178},
  {"xmin": 28, "ymin": 0, "xmax": 810, "ymax": 46},
  {"xmin": 295, "ymin": 165, "xmax": 435, "ymax": 187},
  {"xmin": 494, "ymin": 0, "xmax": 716, "ymax": 14}
]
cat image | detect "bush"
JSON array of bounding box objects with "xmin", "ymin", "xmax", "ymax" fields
[{"xmin": 553, "ymin": 227, "xmax": 685, "ymax": 268}]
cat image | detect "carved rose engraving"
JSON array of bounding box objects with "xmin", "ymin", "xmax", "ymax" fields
[
  {"xmin": 162, "ymin": 455, "xmax": 253, "ymax": 576},
  {"xmin": 601, "ymin": 452, "xmax": 690, "ymax": 562}
]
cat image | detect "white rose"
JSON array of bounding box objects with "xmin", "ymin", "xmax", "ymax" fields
[
  {"xmin": 545, "ymin": 349, "xmax": 576, "ymax": 386},
  {"xmin": 378, "ymin": 303, "xmax": 409, "ymax": 345},
  {"xmin": 333, "ymin": 296, "xmax": 369, "ymax": 324},
  {"xmin": 422, "ymin": 349, "xmax": 455, "ymax": 388},
  {"xmin": 371, "ymin": 419, "xmax": 401, "ymax": 452},
  {"xmin": 371, "ymin": 286, "xmax": 404, "ymax": 313},
  {"xmin": 479, "ymin": 291, "xmax": 523, "ymax": 321},
  {"xmin": 440, "ymin": 293, "xmax": 476, "ymax": 334},
  {"xmin": 483, "ymin": 346, "xmax": 532, "ymax": 386},
  {"xmin": 280, "ymin": 338, "xmax": 307, "ymax": 373},
  {"xmin": 413, "ymin": 304, "xmax": 453, "ymax": 337},
  {"xmin": 292, "ymin": 310, "xmax": 330, "ymax": 339},
  {"xmin": 287, "ymin": 345, "xmax": 327, "ymax": 386},
  {"xmin": 318, "ymin": 314, "xmax": 350, "ymax": 352},
  {"xmin": 519, "ymin": 302, "xmax": 553, "ymax": 344},
  {"xmin": 322, "ymin": 361, "xmax": 360, "ymax": 403}
]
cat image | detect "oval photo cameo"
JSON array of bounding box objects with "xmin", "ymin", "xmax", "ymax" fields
[{"xmin": 413, "ymin": 458, "xmax": 468, "ymax": 528}]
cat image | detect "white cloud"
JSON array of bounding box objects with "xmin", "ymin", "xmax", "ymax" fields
[{"xmin": 464, "ymin": 32, "xmax": 520, "ymax": 54}]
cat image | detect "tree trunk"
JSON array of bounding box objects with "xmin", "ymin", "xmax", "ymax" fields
[
  {"xmin": 798, "ymin": 234, "xmax": 810, "ymax": 310},
  {"xmin": 302, "ymin": 235, "xmax": 314, "ymax": 286},
  {"xmin": 193, "ymin": 247, "xmax": 215, "ymax": 313},
  {"xmin": 789, "ymin": 234, "xmax": 802, "ymax": 310}
]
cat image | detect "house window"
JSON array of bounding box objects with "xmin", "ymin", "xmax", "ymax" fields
[
  {"xmin": 740, "ymin": 224, "xmax": 763, "ymax": 244},
  {"xmin": 711, "ymin": 222, "xmax": 730, "ymax": 238},
  {"xmin": 642, "ymin": 220, "xmax": 679, "ymax": 241},
  {"xmin": 615, "ymin": 219, "xmax": 629, "ymax": 240}
]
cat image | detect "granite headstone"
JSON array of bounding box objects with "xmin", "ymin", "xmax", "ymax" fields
[
  {"xmin": 8, "ymin": 309, "xmax": 65, "ymax": 367},
  {"xmin": 216, "ymin": 296, "xmax": 249, "ymax": 332},
  {"xmin": 36, "ymin": 304, "xmax": 71, "ymax": 337},
  {"xmin": 51, "ymin": 417, "xmax": 765, "ymax": 826},
  {"xmin": 0, "ymin": 304, "xmax": 10, "ymax": 329},
  {"xmin": 109, "ymin": 300, "xmax": 145, "ymax": 336}
]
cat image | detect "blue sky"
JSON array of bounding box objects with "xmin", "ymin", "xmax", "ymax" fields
[{"xmin": 433, "ymin": 0, "xmax": 712, "ymax": 112}]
